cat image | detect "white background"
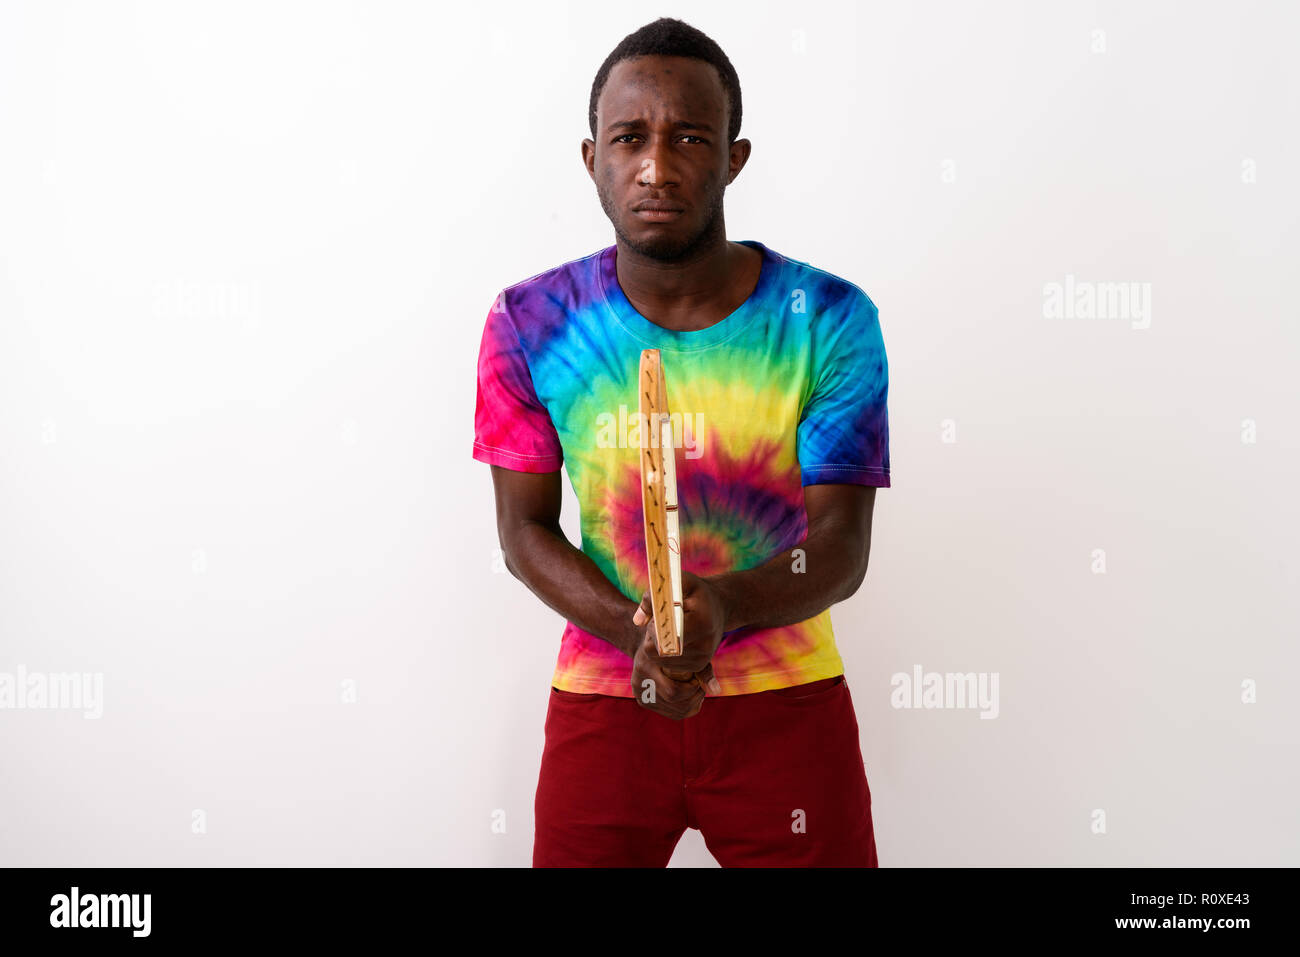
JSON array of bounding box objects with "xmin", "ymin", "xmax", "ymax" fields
[{"xmin": 1, "ymin": 0, "xmax": 1296, "ymax": 866}]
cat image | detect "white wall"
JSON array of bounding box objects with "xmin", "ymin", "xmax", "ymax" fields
[{"xmin": 0, "ymin": 0, "xmax": 1295, "ymax": 866}]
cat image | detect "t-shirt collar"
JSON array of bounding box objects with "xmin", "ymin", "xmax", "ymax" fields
[{"xmin": 598, "ymin": 239, "xmax": 775, "ymax": 352}]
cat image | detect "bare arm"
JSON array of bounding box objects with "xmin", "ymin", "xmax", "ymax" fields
[
  {"xmin": 489, "ymin": 464, "xmax": 639, "ymax": 658},
  {"xmin": 708, "ymin": 484, "xmax": 877, "ymax": 632}
]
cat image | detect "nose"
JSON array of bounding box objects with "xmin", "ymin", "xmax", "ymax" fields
[{"xmin": 637, "ymin": 139, "xmax": 679, "ymax": 188}]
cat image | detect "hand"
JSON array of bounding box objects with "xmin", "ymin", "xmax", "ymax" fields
[
  {"xmin": 631, "ymin": 571, "xmax": 725, "ymax": 705},
  {"xmin": 630, "ymin": 629, "xmax": 709, "ymax": 720}
]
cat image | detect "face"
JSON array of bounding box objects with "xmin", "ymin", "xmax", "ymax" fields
[{"xmin": 583, "ymin": 55, "xmax": 751, "ymax": 262}]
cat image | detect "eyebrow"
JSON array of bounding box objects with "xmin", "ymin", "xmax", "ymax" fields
[{"xmin": 606, "ymin": 119, "xmax": 716, "ymax": 134}]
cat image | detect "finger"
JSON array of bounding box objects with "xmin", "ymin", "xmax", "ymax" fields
[
  {"xmin": 694, "ymin": 662, "xmax": 721, "ymax": 696},
  {"xmin": 632, "ymin": 591, "xmax": 651, "ymax": 627},
  {"xmin": 683, "ymin": 690, "xmax": 706, "ymax": 719},
  {"xmin": 641, "ymin": 660, "xmax": 697, "ymax": 709},
  {"xmin": 669, "ymin": 680, "xmax": 706, "ymax": 720},
  {"xmin": 638, "ymin": 661, "xmax": 701, "ymax": 718},
  {"xmin": 681, "ymin": 679, "xmax": 707, "ymax": 718},
  {"xmin": 638, "ymin": 627, "xmax": 662, "ymax": 660},
  {"xmin": 662, "ymin": 661, "xmax": 713, "ymax": 692}
]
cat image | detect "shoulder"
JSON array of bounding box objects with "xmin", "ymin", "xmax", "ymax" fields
[
  {"xmin": 495, "ymin": 246, "xmax": 607, "ymax": 318},
  {"xmin": 760, "ymin": 243, "xmax": 879, "ymax": 329}
]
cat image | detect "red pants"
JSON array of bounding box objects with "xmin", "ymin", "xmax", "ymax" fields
[{"xmin": 533, "ymin": 675, "xmax": 878, "ymax": 867}]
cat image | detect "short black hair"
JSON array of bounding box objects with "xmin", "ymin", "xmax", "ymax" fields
[{"xmin": 588, "ymin": 18, "xmax": 743, "ymax": 145}]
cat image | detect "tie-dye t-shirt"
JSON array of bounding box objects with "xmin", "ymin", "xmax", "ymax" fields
[{"xmin": 472, "ymin": 239, "xmax": 890, "ymax": 696}]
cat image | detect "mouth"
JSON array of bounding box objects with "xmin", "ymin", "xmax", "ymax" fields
[{"xmin": 633, "ymin": 208, "xmax": 684, "ymax": 222}]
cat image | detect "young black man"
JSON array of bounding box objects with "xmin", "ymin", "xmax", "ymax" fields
[{"xmin": 472, "ymin": 18, "xmax": 890, "ymax": 867}]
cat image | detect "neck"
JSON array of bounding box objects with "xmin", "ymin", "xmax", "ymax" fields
[
  {"xmin": 615, "ymin": 235, "xmax": 732, "ymax": 298},
  {"xmin": 614, "ymin": 231, "xmax": 760, "ymax": 332}
]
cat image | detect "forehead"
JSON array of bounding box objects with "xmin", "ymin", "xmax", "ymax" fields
[{"xmin": 598, "ymin": 55, "xmax": 726, "ymax": 127}]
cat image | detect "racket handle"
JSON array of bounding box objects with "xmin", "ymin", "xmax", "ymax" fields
[{"xmin": 659, "ymin": 414, "xmax": 685, "ymax": 648}]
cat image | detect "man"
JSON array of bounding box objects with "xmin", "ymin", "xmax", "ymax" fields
[{"xmin": 472, "ymin": 17, "xmax": 890, "ymax": 867}]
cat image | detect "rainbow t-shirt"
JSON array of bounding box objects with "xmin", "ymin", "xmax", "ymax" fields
[{"xmin": 472, "ymin": 239, "xmax": 890, "ymax": 696}]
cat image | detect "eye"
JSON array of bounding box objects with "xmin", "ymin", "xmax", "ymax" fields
[{"xmin": 611, "ymin": 134, "xmax": 707, "ymax": 145}]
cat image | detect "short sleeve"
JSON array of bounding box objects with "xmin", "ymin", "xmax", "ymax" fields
[
  {"xmin": 796, "ymin": 289, "xmax": 890, "ymax": 487},
  {"xmin": 472, "ymin": 292, "xmax": 564, "ymax": 472}
]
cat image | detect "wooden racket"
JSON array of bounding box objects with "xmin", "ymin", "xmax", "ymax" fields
[{"xmin": 638, "ymin": 349, "xmax": 699, "ymax": 688}]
